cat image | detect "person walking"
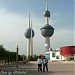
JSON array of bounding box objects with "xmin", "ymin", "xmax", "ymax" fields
[
  {"xmin": 37, "ymin": 56, "xmax": 42, "ymax": 71},
  {"xmin": 42, "ymin": 57, "xmax": 48, "ymax": 72}
]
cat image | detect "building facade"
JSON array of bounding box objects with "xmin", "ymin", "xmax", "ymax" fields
[
  {"xmin": 60, "ymin": 46, "xmax": 75, "ymax": 61},
  {"xmin": 45, "ymin": 46, "xmax": 75, "ymax": 61}
]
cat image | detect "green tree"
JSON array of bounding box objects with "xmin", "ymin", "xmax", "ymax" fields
[
  {"xmin": 28, "ymin": 55, "xmax": 34, "ymax": 61},
  {"xmin": 18, "ymin": 55, "xmax": 23, "ymax": 61},
  {"xmin": 33, "ymin": 54, "xmax": 38, "ymax": 61},
  {"xmin": 0, "ymin": 45, "xmax": 6, "ymax": 63}
]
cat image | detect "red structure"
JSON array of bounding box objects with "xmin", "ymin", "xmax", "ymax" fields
[{"xmin": 60, "ymin": 46, "xmax": 75, "ymax": 55}]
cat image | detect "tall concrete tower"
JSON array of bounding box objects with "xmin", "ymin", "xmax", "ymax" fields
[
  {"xmin": 25, "ymin": 13, "xmax": 35, "ymax": 58},
  {"xmin": 40, "ymin": 0, "xmax": 54, "ymax": 52}
]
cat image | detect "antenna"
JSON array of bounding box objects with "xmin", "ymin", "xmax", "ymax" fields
[
  {"xmin": 46, "ymin": 0, "xmax": 48, "ymax": 11},
  {"xmin": 29, "ymin": 12, "xmax": 30, "ymax": 28},
  {"xmin": 31, "ymin": 19, "xmax": 32, "ymax": 38}
]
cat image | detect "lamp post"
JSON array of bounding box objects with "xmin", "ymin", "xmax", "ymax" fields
[
  {"xmin": 23, "ymin": 54, "xmax": 25, "ymax": 63},
  {"xmin": 16, "ymin": 44, "xmax": 18, "ymax": 68}
]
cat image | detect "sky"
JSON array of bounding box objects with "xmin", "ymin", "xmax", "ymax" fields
[{"xmin": 0, "ymin": 0, "xmax": 74, "ymax": 55}]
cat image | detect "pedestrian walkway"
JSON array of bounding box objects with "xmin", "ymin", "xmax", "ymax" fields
[{"xmin": 0, "ymin": 61, "xmax": 75, "ymax": 75}]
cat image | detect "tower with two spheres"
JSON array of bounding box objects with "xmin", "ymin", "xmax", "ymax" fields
[{"xmin": 40, "ymin": 0, "xmax": 54, "ymax": 52}]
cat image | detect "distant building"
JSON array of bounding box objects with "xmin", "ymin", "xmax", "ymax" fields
[
  {"xmin": 45, "ymin": 46, "xmax": 75, "ymax": 61},
  {"xmin": 60, "ymin": 46, "xmax": 75, "ymax": 61},
  {"xmin": 45, "ymin": 49, "xmax": 60, "ymax": 61}
]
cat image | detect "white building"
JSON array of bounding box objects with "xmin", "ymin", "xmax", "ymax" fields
[
  {"xmin": 45, "ymin": 46, "xmax": 75, "ymax": 61},
  {"xmin": 45, "ymin": 50, "xmax": 61, "ymax": 61}
]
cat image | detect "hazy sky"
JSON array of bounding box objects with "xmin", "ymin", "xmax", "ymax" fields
[{"xmin": 0, "ymin": 0, "xmax": 74, "ymax": 55}]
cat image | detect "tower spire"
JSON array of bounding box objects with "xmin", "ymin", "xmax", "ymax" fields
[
  {"xmin": 31, "ymin": 19, "xmax": 32, "ymax": 38},
  {"xmin": 44, "ymin": 0, "xmax": 50, "ymax": 24},
  {"xmin": 30, "ymin": 19, "xmax": 33, "ymax": 56},
  {"xmin": 46, "ymin": 0, "xmax": 48, "ymax": 11},
  {"xmin": 29, "ymin": 13, "xmax": 30, "ymax": 28}
]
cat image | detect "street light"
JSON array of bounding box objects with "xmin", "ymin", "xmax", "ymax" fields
[
  {"xmin": 16, "ymin": 44, "xmax": 18, "ymax": 68},
  {"xmin": 23, "ymin": 54, "xmax": 25, "ymax": 63}
]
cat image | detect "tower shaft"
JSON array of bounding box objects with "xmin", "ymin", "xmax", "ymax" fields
[
  {"xmin": 45, "ymin": 37, "xmax": 50, "ymax": 51},
  {"xmin": 27, "ymin": 39, "xmax": 30, "ymax": 58},
  {"xmin": 30, "ymin": 20, "xmax": 33, "ymax": 56},
  {"xmin": 30, "ymin": 38, "xmax": 33, "ymax": 56},
  {"xmin": 27, "ymin": 38, "xmax": 33, "ymax": 58},
  {"xmin": 45, "ymin": 17, "xmax": 49, "ymax": 24},
  {"xmin": 27, "ymin": 14, "xmax": 33, "ymax": 58}
]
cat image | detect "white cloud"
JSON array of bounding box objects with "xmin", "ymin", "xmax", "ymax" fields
[
  {"xmin": 49, "ymin": 12, "xmax": 60, "ymax": 25},
  {"xmin": 0, "ymin": 7, "xmax": 44, "ymax": 55},
  {"xmin": 51, "ymin": 29, "xmax": 74, "ymax": 49},
  {"xmin": 0, "ymin": 7, "xmax": 28, "ymax": 54}
]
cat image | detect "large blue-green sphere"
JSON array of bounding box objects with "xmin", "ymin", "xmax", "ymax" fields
[
  {"xmin": 25, "ymin": 28, "xmax": 35, "ymax": 38},
  {"xmin": 40, "ymin": 24, "xmax": 54, "ymax": 37}
]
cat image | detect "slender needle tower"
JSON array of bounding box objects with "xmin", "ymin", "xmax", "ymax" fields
[
  {"xmin": 40, "ymin": 0, "xmax": 54, "ymax": 52},
  {"xmin": 30, "ymin": 19, "xmax": 33, "ymax": 56},
  {"xmin": 25, "ymin": 13, "xmax": 35, "ymax": 58}
]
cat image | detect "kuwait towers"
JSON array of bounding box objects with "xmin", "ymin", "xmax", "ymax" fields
[
  {"xmin": 25, "ymin": 13, "xmax": 35, "ymax": 58},
  {"xmin": 40, "ymin": 0, "xmax": 54, "ymax": 52}
]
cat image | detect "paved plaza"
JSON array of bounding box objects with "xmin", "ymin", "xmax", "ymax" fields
[{"xmin": 0, "ymin": 61, "xmax": 75, "ymax": 75}]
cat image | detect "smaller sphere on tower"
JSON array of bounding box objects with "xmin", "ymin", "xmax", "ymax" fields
[{"xmin": 44, "ymin": 11, "xmax": 50, "ymax": 17}]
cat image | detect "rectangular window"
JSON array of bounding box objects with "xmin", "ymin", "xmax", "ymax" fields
[
  {"xmin": 52, "ymin": 53, "xmax": 55, "ymax": 57},
  {"xmin": 45, "ymin": 54, "xmax": 50, "ymax": 60}
]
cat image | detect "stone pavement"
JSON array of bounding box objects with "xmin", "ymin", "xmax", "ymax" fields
[{"xmin": 0, "ymin": 61, "xmax": 75, "ymax": 75}]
